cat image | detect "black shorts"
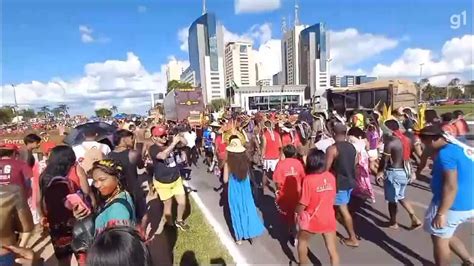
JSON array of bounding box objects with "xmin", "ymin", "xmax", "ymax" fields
[{"xmin": 204, "ymin": 147, "xmax": 213, "ymax": 158}]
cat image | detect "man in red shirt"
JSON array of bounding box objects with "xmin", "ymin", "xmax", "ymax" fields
[
  {"xmin": 0, "ymin": 144, "xmax": 33, "ymax": 198},
  {"xmin": 261, "ymin": 121, "xmax": 282, "ymax": 194},
  {"xmin": 280, "ymin": 122, "xmax": 302, "ymax": 148},
  {"xmin": 274, "ymin": 145, "xmax": 305, "ymax": 245}
]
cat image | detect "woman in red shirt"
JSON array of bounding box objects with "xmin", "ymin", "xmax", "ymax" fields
[
  {"xmin": 273, "ymin": 145, "xmax": 305, "ymax": 244},
  {"xmin": 296, "ymin": 149, "xmax": 339, "ymax": 265}
]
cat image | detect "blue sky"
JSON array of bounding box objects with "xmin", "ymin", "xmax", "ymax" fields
[{"xmin": 1, "ymin": 0, "xmax": 473, "ymax": 114}]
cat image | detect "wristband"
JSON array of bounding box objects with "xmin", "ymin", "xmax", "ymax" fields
[{"xmin": 435, "ymin": 213, "xmax": 445, "ymax": 217}]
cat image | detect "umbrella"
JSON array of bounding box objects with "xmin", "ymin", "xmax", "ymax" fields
[
  {"xmin": 64, "ymin": 122, "xmax": 117, "ymax": 146},
  {"xmin": 114, "ymin": 113, "xmax": 127, "ymax": 119}
]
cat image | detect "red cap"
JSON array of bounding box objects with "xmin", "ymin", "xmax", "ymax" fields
[
  {"xmin": 0, "ymin": 144, "xmax": 19, "ymax": 151},
  {"xmin": 152, "ymin": 126, "xmax": 167, "ymax": 137}
]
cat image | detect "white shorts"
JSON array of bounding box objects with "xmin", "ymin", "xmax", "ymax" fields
[
  {"xmin": 424, "ymin": 202, "xmax": 474, "ymax": 239},
  {"xmin": 263, "ymin": 159, "xmax": 279, "ymax": 172}
]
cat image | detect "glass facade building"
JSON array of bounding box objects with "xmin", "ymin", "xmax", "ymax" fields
[{"xmin": 188, "ymin": 13, "xmax": 220, "ymax": 87}]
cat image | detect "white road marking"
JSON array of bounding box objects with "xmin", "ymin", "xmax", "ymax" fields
[{"xmin": 184, "ymin": 180, "xmax": 249, "ymax": 266}]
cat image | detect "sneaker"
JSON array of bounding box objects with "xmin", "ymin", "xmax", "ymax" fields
[{"xmin": 175, "ymin": 220, "xmax": 190, "ymax": 231}]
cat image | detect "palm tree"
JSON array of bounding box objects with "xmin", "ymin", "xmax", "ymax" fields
[
  {"xmin": 52, "ymin": 107, "xmax": 62, "ymax": 118},
  {"xmin": 110, "ymin": 105, "xmax": 118, "ymax": 114},
  {"xmin": 39, "ymin": 105, "xmax": 50, "ymax": 119},
  {"xmin": 58, "ymin": 104, "xmax": 69, "ymax": 115}
]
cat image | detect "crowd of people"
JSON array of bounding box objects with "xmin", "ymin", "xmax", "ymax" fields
[{"xmin": 0, "ymin": 105, "xmax": 472, "ymax": 266}]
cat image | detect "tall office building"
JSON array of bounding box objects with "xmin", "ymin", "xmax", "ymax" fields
[
  {"xmin": 341, "ymin": 75, "xmax": 355, "ymax": 87},
  {"xmin": 356, "ymin": 75, "xmax": 377, "ymax": 84},
  {"xmin": 330, "ymin": 75, "xmax": 341, "ymax": 87},
  {"xmin": 166, "ymin": 60, "xmax": 183, "ymax": 83},
  {"xmin": 299, "ymin": 23, "xmax": 330, "ymax": 99},
  {"xmin": 224, "ymin": 41, "xmax": 256, "ymax": 88},
  {"xmin": 281, "ymin": 24, "xmax": 306, "ymax": 85},
  {"xmin": 183, "ymin": 12, "xmax": 225, "ymax": 103}
]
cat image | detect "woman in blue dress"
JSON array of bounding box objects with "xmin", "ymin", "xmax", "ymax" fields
[{"xmin": 223, "ymin": 136, "xmax": 265, "ymax": 245}]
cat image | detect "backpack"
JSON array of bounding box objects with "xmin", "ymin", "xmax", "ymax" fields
[
  {"xmin": 81, "ymin": 145, "xmax": 105, "ymax": 173},
  {"xmin": 42, "ymin": 176, "xmax": 76, "ymax": 229}
]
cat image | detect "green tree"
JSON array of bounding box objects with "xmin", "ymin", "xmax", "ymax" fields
[
  {"xmin": 52, "ymin": 107, "xmax": 62, "ymax": 118},
  {"xmin": 167, "ymin": 80, "xmax": 192, "ymax": 93},
  {"xmin": 0, "ymin": 106, "xmax": 14, "ymax": 124},
  {"xmin": 210, "ymin": 98, "xmax": 228, "ymax": 112},
  {"xmin": 58, "ymin": 104, "xmax": 69, "ymax": 115},
  {"xmin": 18, "ymin": 108, "xmax": 36, "ymax": 119},
  {"xmin": 39, "ymin": 105, "xmax": 50, "ymax": 119},
  {"xmin": 95, "ymin": 108, "xmax": 112, "ymax": 118},
  {"xmin": 449, "ymin": 87, "xmax": 464, "ymax": 99}
]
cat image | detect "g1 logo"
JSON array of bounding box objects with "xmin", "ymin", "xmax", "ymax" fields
[{"xmin": 450, "ymin": 10, "xmax": 467, "ymax": 30}]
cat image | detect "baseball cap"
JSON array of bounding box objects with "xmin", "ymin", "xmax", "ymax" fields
[
  {"xmin": 0, "ymin": 144, "xmax": 19, "ymax": 151},
  {"xmin": 152, "ymin": 126, "xmax": 167, "ymax": 137},
  {"xmin": 419, "ymin": 125, "xmax": 444, "ymax": 137}
]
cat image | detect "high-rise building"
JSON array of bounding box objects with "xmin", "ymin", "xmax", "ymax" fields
[
  {"xmin": 184, "ymin": 12, "xmax": 225, "ymax": 103},
  {"xmin": 166, "ymin": 60, "xmax": 183, "ymax": 83},
  {"xmin": 299, "ymin": 23, "xmax": 330, "ymax": 99},
  {"xmin": 330, "ymin": 75, "xmax": 341, "ymax": 87},
  {"xmin": 281, "ymin": 25, "xmax": 306, "ymax": 85},
  {"xmin": 180, "ymin": 67, "xmax": 196, "ymax": 85},
  {"xmin": 224, "ymin": 41, "xmax": 256, "ymax": 88},
  {"xmin": 356, "ymin": 75, "xmax": 377, "ymax": 84},
  {"xmin": 257, "ymin": 79, "xmax": 271, "ymax": 86},
  {"xmin": 272, "ymin": 71, "xmax": 284, "ymax": 85},
  {"xmin": 341, "ymin": 75, "xmax": 355, "ymax": 87}
]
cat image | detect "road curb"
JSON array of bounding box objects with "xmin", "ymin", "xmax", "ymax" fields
[{"xmin": 184, "ymin": 181, "xmax": 249, "ymax": 266}]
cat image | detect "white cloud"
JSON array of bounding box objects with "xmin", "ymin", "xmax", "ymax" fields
[
  {"xmin": 235, "ymin": 0, "xmax": 281, "ymax": 14},
  {"xmin": 2, "ymin": 53, "xmax": 189, "ymax": 115},
  {"xmin": 178, "ymin": 27, "xmax": 189, "ymax": 52},
  {"xmin": 370, "ymin": 35, "xmax": 473, "ymax": 85},
  {"xmin": 137, "ymin": 5, "xmax": 147, "ymax": 13},
  {"xmin": 79, "ymin": 25, "xmax": 109, "ymax": 44},
  {"xmin": 329, "ymin": 28, "xmax": 399, "ymax": 75},
  {"xmin": 79, "ymin": 25, "xmax": 95, "ymax": 43}
]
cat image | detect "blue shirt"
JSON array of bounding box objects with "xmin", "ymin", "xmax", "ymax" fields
[
  {"xmin": 431, "ymin": 143, "xmax": 474, "ymax": 211},
  {"xmin": 95, "ymin": 191, "xmax": 136, "ymax": 234}
]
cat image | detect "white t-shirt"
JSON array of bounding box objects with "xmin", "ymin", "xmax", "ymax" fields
[
  {"xmin": 183, "ymin": 131, "xmax": 197, "ymax": 149},
  {"xmin": 72, "ymin": 141, "xmax": 111, "ymax": 163},
  {"xmin": 314, "ymin": 138, "xmax": 335, "ymax": 153}
]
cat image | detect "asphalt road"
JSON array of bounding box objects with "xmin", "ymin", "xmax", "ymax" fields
[{"xmin": 187, "ymin": 153, "xmax": 473, "ymax": 265}]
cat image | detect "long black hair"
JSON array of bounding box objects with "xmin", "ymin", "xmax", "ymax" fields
[
  {"xmin": 305, "ymin": 148, "xmax": 326, "ymax": 175},
  {"xmin": 39, "ymin": 145, "xmax": 76, "ymax": 192},
  {"xmin": 87, "ymin": 226, "xmax": 152, "ymax": 266}
]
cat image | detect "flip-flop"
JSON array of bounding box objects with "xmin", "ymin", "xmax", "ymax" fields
[{"xmin": 339, "ymin": 238, "xmax": 359, "ymax": 248}]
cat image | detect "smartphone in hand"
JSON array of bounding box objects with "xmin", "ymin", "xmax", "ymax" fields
[{"xmin": 64, "ymin": 193, "xmax": 90, "ymax": 213}]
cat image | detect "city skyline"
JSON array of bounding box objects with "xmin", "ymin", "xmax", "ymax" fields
[{"xmin": 1, "ymin": 0, "xmax": 472, "ymax": 114}]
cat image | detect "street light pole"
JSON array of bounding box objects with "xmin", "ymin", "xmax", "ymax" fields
[{"xmin": 419, "ymin": 63, "xmax": 424, "ymax": 103}]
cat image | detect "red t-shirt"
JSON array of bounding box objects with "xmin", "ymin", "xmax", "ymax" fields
[
  {"xmin": 281, "ymin": 133, "xmax": 302, "ymax": 147},
  {"xmin": 215, "ymin": 135, "xmax": 227, "ymax": 161},
  {"xmin": 263, "ymin": 130, "xmax": 281, "ymax": 159},
  {"xmin": 299, "ymin": 172, "xmax": 337, "ymax": 233},
  {"xmin": 67, "ymin": 164, "xmax": 82, "ymax": 192},
  {"xmin": 274, "ymin": 158, "xmax": 306, "ymax": 223},
  {"xmin": 274, "ymin": 158, "xmax": 305, "ymax": 193},
  {"xmin": 0, "ymin": 158, "xmax": 33, "ymax": 194}
]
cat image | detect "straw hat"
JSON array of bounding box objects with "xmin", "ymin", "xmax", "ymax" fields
[
  {"xmin": 226, "ymin": 138, "xmax": 246, "ymax": 153},
  {"xmin": 210, "ymin": 121, "xmax": 221, "ymax": 128}
]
